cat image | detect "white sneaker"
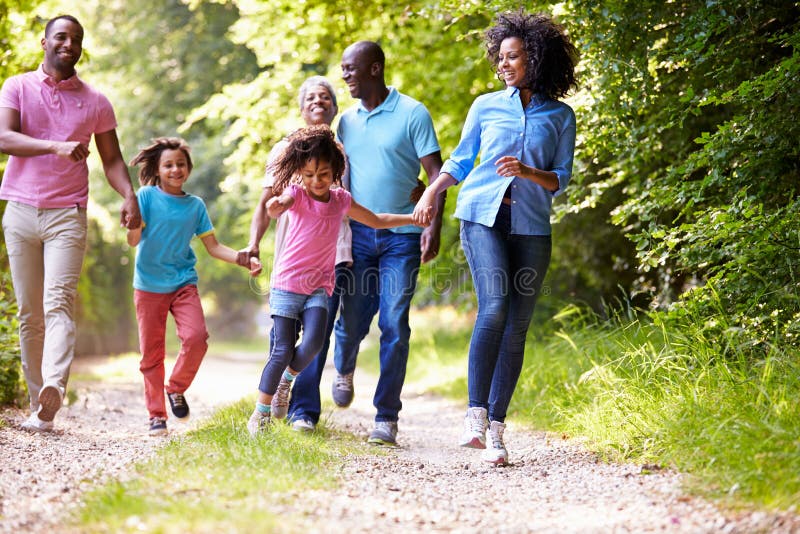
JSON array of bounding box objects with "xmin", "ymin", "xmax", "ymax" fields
[
  {"xmin": 37, "ymin": 385, "xmax": 63, "ymax": 422},
  {"xmin": 291, "ymin": 418, "xmax": 315, "ymax": 433},
  {"xmin": 21, "ymin": 413, "xmax": 54, "ymax": 433},
  {"xmin": 481, "ymin": 420, "xmax": 508, "ymax": 466},
  {"xmin": 459, "ymin": 407, "xmax": 488, "ymax": 449},
  {"xmin": 247, "ymin": 410, "xmax": 271, "ymax": 437}
]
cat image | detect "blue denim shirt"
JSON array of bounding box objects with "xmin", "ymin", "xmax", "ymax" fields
[{"xmin": 442, "ymin": 86, "xmax": 576, "ymax": 236}]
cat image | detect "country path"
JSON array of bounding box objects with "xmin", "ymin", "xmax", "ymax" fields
[{"xmin": 1, "ymin": 349, "xmax": 797, "ymax": 533}]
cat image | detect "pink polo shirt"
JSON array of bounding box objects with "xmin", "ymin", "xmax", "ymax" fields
[{"xmin": 0, "ymin": 65, "xmax": 117, "ymax": 208}]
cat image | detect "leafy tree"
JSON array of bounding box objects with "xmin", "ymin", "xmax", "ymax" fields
[{"xmin": 562, "ymin": 0, "xmax": 800, "ymax": 353}]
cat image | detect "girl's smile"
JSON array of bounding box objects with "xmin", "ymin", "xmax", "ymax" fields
[
  {"xmin": 157, "ymin": 148, "xmax": 190, "ymax": 195},
  {"xmin": 301, "ymin": 158, "xmax": 334, "ymax": 202}
]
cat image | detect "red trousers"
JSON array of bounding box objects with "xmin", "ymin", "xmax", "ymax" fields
[{"xmin": 134, "ymin": 285, "xmax": 208, "ymax": 418}]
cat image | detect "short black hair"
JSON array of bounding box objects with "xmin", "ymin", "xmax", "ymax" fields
[{"xmin": 45, "ymin": 15, "xmax": 83, "ymax": 38}]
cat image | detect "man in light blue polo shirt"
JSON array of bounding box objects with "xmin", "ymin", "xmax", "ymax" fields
[{"xmin": 333, "ymin": 41, "xmax": 446, "ymax": 445}]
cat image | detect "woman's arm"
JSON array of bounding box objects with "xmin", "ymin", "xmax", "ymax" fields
[
  {"xmin": 494, "ymin": 156, "xmax": 559, "ymax": 192},
  {"xmin": 238, "ymin": 186, "xmax": 274, "ymax": 265},
  {"xmin": 412, "ymin": 172, "xmax": 457, "ymax": 226},
  {"xmin": 347, "ymin": 200, "xmax": 418, "ymax": 229}
]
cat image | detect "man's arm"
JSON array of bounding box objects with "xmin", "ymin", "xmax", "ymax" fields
[
  {"xmin": 419, "ymin": 151, "xmax": 445, "ymax": 264},
  {"xmin": 0, "ymin": 107, "xmax": 89, "ymax": 160},
  {"xmin": 95, "ymin": 129, "xmax": 141, "ymax": 229}
]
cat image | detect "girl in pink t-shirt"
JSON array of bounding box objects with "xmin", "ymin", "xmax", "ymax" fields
[{"xmin": 247, "ymin": 125, "xmax": 428, "ymax": 436}]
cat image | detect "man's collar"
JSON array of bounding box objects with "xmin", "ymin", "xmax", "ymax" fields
[
  {"xmin": 358, "ymin": 86, "xmax": 399, "ymax": 114},
  {"xmin": 36, "ymin": 64, "xmax": 82, "ymax": 89}
]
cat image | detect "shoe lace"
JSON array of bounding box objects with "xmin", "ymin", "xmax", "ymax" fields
[
  {"xmin": 489, "ymin": 424, "xmax": 506, "ymax": 449},
  {"xmin": 273, "ymin": 378, "xmax": 290, "ymax": 407},
  {"xmin": 334, "ymin": 373, "xmax": 353, "ymax": 391},
  {"xmin": 171, "ymin": 393, "xmax": 186, "ymax": 409},
  {"xmin": 467, "ymin": 413, "xmax": 487, "ymax": 434}
]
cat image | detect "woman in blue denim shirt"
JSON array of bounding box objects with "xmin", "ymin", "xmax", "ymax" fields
[{"xmin": 413, "ymin": 11, "xmax": 578, "ymax": 465}]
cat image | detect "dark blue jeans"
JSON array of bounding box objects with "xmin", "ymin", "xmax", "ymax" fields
[
  {"xmin": 287, "ymin": 264, "xmax": 348, "ymax": 424},
  {"xmin": 258, "ymin": 307, "xmax": 327, "ymax": 396},
  {"xmin": 333, "ymin": 220, "xmax": 421, "ymax": 423},
  {"xmin": 460, "ymin": 205, "xmax": 551, "ymax": 422}
]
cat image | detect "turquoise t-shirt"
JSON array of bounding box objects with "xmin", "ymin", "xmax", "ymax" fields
[
  {"xmin": 133, "ymin": 185, "xmax": 214, "ymax": 293},
  {"xmin": 337, "ymin": 87, "xmax": 439, "ymax": 234}
]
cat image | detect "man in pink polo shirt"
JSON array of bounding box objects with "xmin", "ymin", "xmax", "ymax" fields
[{"xmin": 0, "ymin": 14, "xmax": 141, "ymax": 432}]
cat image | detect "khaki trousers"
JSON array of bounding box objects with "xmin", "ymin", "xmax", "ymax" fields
[{"xmin": 2, "ymin": 201, "xmax": 87, "ymax": 410}]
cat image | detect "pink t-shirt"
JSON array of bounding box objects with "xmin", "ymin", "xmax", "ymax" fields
[
  {"xmin": 270, "ymin": 184, "xmax": 351, "ymax": 296},
  {"xmin": 0, "ymin": 65, "xmax": 117, "ymax": 208}
]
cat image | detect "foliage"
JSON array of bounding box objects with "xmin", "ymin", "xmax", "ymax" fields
[{"xmin": 563, "ymin": 0, "xmax": 800, "ymax": 352}]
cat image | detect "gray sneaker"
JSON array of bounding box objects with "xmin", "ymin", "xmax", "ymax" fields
[
  {"xmin": 332, "ymin": 372, "xmax": 354, "ymax": 407},
  {"xmin": 367, "ymin": 421, "xmax": 398, "ymax": 446},
  {"xmin": 271, "ymin": 376, "xmax": 292, "ymax": 419},
  {"xmin": 291, "ymin": 418, "xmax": 315, "ymax": 433}
]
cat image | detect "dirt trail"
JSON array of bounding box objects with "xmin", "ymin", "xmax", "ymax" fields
[{"xmin": 0, "ymin": 351, "xmax": 797, "ymax": 533}]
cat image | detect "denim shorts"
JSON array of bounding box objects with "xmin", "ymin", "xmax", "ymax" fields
[{"xmin": 269, "ymin": 287, "xmax": 328, "ymax": 320}]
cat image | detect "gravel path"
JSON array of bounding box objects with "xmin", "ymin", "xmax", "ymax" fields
[{"xmin": 1, "ymin": 351, "xmax": 797, "ymax": 533}]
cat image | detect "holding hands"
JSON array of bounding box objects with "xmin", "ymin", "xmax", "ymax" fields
[{"xmin": 412, "ymin": 187, "xmax": 437, "ymax": 227}]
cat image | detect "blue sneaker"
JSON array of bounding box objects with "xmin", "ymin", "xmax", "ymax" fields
[
  {"xmin": 167, "ymin": 392, "xmax": 190, "ymax": 420},
  {"xmin": 149, "ymin": 417, "xmax": 167, "ymax": 437}
]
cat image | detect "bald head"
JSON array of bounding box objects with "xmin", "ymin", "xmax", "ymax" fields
[
  {"xmin": 346, "ymin": 41, "xmax": 385, "ymax": 69},
  {"xmin": 341, "ymin": 40, "xmax": 388, "ymax": 105}
]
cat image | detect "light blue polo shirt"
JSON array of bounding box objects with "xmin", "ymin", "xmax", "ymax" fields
[
  {"xmin": 337, "ymin": 87, "xmax": 439, "ymax": 234},
  {"xmin": 133, "ymin": 185, "xmax": 214, "ymax": 293}
]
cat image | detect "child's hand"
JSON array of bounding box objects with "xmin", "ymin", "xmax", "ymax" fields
[
  {"xmin": 412, "ymin": 188, "xmax": 435, "ymax": 226},
  {"xmin": 266, "ymin": 195, "xmax": 294, "ymax": 218},
  {"xmin": 248, "ymin": 256, "xmax": 263, "ymax": 277}
]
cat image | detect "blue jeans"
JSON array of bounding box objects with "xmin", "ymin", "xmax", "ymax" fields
[
  {"xmin": 287, "ymin": 264, "xmax": 348, "ymax": 424},
  {"xmin": 460, "ymin": 205, "xmax": 551, "ymax": 422},
  {"xmin": 333, "ymin": 220, "xmax": 421, "ymax": 422},
  {"xmin": 258, "ymin": 290, "xmax": 328, "ymax": 395}
]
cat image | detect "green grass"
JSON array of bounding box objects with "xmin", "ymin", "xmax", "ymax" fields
[
  {"xmin": 73, "ymin": 400, "xmax": 365, "ymax": 533},
  {"xmin": 398, "ymin": 304, "xmax": 800, "ymax": 511}
]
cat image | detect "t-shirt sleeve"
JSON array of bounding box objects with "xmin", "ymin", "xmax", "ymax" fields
[
  {"xmin": 195, "ymin": 198, "xmax": 214, "ymax": 237},
  {"xmin": 408, "ymin": 104, "xmax": 440, "ymax": 159},
  {"xmin": 137, "ymin": 187, "xmax": 151, "ymax": 232},
  {"xmin": 334, "ymin": 187, "xmax": 352, "ymax": 216},
  {"xmin": 0, "ymin": 75, "xmax": 20, "ymax": 110},
  {"xmin": 94, "ymin": 92, "xmax": 118, "ymax": 134}
]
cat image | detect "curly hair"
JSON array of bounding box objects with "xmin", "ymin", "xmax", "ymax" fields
[
  {"xmin": 268, "ymin": 125, "xmax": 346, "ymax": 195},
  {"xmin": 485, "ymin": 10, "xmax": 578, "ymax": 100},
  {"xmin": 129, "ymin": 137, "xmax": 193, "ymax": 187}
]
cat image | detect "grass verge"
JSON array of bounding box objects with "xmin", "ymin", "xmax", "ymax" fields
[
  {"xmin": 397, "ymin": 305, "xmax": 800, "ymax": 511},
  {"xmin": 73, "ymin": 399, "xmax": 363, "ymax": 533}
]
